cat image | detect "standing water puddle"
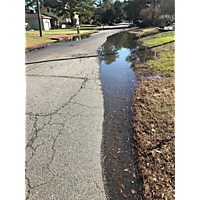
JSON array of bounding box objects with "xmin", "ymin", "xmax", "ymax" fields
[{"xmin": 98, "ymin": 31, "xmax": 154, "ymax": 199}]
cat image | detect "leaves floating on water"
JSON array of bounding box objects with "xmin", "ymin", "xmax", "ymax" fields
[
  {"xmin": 112, "ymin": 148, "xmax": 114, "ymax": 152},
  {"xmin": 111, "ymin": 115, "xmax": 113, "ymax": 118},
  {"xmin": 114, "ymin": 156, "xmax": 117, "ymax": 159},
  {"xmin": 121, "ymin": 184, "xmax": 125, "ymax": 189},
  {"xmin": 131, "ymin": 189, "xmax": 136, "ymax": 194},
  {"xmin": 118, "ymin": 126, "xmax": 122, "ymax": 128},
  {"xmin": 122, "ymin": 194, "xmax": 127, "ymax": 198}
]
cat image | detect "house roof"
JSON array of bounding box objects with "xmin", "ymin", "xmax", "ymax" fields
[{"xmin": 25, "ymin": 13, "xmax": 51, "ymax": 19}]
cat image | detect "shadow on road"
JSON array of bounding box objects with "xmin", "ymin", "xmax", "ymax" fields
[{"xmin": 25, "ymin": 53, "xmax": 117, "ymax": 65}]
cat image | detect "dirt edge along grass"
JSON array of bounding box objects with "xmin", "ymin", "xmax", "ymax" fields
[
  {"xmin": 135, "ymin": 30, "xmax": 175, "ymax": 77},
  {"xmin": 130, "ymin": 28, "xmax": 175, "ymax": 199},
  {"xmin": 25, "ymin": 29, "xmax": 98, "ymax": 50}
]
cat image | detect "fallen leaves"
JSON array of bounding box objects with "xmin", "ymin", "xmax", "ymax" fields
[
  {"xmin": 121, "ymin": 184, "xmax": 125, "ymax": 189},
  {"xmin": 131, "ymin": 189, "xmax": 135, "ymax": 194},
  {"xmin": 122, "ymin": 194, "xmax": 127, "ymax": 198},
  {"xmin": 111, "ymin": 115, "xmax": 113, "ymax": 118},
  {"xmin": 133, "ymin": 173, "xmax": 136, "ymax": 178},
  {"xmin": 124, "ymin": 169, "xmax": 129, "ymax": 172},
  {"xmin": 116, "ymin": 137, "xmax": 120, "ymax": 139},
  {"xmin": 118, "ymin": 126, "xmax": 122, "ymax": 128},
  {"xmin": 112, "ymin": 148, "xmax": 114, "ymax": 152},
  {"xmin": 114, "ymin": 156, "xmax": 117, "ymax": 159}
]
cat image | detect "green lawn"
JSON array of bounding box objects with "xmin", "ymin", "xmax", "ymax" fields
[
  {"xmin": 137, "ymin": 30, "xmax": 175, "ymax": 77},
  {"xmin": 25, "ymin": 28, "xmax": 97, "ymax": 35},
  {"xmin": 140, "ymin": 31, "xmax": 175, "ymax": 47},
  {"xmin": 25, "ymin": 36, "xmax": 60, "ymax": 49},
  {"xmin": 25, "ymin": 36, "xmax": 54, "ymax": 42}
]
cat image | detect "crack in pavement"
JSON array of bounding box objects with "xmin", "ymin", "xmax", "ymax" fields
[
  {"xmin": 25, "ymin": 28, "xmax": 127, "ymax": 200},
  {"xmin": 26, "ymin": 74, "xmax": 87, "ymax": 80},
  {"xmin": 25, "ymin": 75, "xmax": 90, "ymax": 199},
  {"xmin": 25, "ymin": 75, "xmax": 88, "ymax": 117}
]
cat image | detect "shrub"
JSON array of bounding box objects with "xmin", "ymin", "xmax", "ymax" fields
[
  {"xmin": 97, "ymin": 22, "xmax": 101, "ymax": 27},
  {"xmin": 85, "ymin": 21, "xmax": 92, "ymax": 25},
  {"xmin": 92, "ymin": 20, "xmax": 97, "ymax": 25}
]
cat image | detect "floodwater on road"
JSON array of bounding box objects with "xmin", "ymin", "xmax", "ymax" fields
[
  {"xmin": 60, "ymin": 34, "xmax": 90, "ymax": 42},
  {"xmin": 99, "ymin": 31, "xmax": 154, "ymax": 199}
]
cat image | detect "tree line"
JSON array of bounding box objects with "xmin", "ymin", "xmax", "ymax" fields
[{"xmin": 25, "ymin": 0, "xmax": 175, "ymax": 27}]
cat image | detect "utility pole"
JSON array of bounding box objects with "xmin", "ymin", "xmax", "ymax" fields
[
  {"xmin": 36, "ymin": 0, "xmax": 43, "ymax": 37},
  {"xmin": 152, "ymin": 0, "xmax": 156, "ymax": 26},
  {"xmin": 100, "ymin": 0, "xmax": 102, "ymax": 24}
]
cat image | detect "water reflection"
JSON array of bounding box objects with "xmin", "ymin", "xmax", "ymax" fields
[
  {"xmin": 99, "ymin": 31, "xmax": 154, "ymax": 200},
  {"xmin": 61, "ymin": 34, "xmax": 90, "ymax": 42},
  {"xmin": 98, "ymin": 32, "xmax": 153, "ymax": 68}
]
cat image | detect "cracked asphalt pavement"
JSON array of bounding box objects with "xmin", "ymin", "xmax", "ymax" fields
[{"xmin": 25, "ymin": 25, "xmax": 128, "ymax": 200}]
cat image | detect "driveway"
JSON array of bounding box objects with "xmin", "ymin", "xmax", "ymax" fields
[{"xmin": 25, "ymin": 25, "xmax": 128, "ymax": 200}]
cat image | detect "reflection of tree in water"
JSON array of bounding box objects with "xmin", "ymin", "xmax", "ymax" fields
[
  {"xmin": 98, "ymin": 32, "xmax": 154, "ymax": 66},
  {"xmin": 98, "ymin": 32, "xmax": 136, "ymax": 65}
]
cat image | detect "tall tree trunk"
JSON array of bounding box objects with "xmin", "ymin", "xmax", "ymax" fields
[
  {"xmin": 152, "ymin": 0, "xmax": 156, "ymax": 26},
  {"xmin": 70, "ymin": 13, "xmax": 74, "ymax": 26}
]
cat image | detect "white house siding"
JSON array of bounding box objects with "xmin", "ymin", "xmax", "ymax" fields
[
  {"xmin": 26, "ymin": 18, "xmax": 40, "ymax": 30},
  {"xmin": 26, "ymin": 17, "xmax": 51, "ymax": 30},
  {"xmin": 43, "ymin": 18, "xmax": 51, "ymax": 30},
  {"xmin": 41, "ymin": 5, "xmax": 79, "ymax": 25}
]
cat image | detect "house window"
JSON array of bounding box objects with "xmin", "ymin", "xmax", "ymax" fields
[{"xmin": 47, "ymin": 8, "xmax": 49, "ymax": 12}]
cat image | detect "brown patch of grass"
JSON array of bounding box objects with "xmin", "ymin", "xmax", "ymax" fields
[
  {"xmin": 25, "ymin": 37, "xmax": 58, "ymax": 50},
  {"xmin": 132, "ymin": 77, "xmax": 175, "ymax": 200}
]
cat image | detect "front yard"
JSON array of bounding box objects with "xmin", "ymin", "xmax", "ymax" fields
[
  {"xmin": 131, "ymin": 28, "xmax": 175, "ymax": 199},
  {"xmin": 25, "ymin": 28, "xmax": 98, "ymax": 35},
  {"xmin": 25, "ymin": 28, "xmax": 98, "ymax": 50},
  {"xmin": 25, "ymin": 36, "xmax": 58, "ymax": 50}
]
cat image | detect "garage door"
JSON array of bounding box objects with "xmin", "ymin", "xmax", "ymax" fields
[{"xmin": 44, "ymin": 21, "xmax": 49, "ymax": 30}]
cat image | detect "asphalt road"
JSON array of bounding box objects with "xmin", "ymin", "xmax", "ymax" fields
[{"xmin": 25, "ymin": 24, "xmax": 128, "ymax": 200}]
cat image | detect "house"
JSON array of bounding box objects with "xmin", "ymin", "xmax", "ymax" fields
[
  {"xmin": 41, "ymin": 0, "xmax": 79, "ymax": 28},
  {"xmin": 25, "ymin": 12, "xmax": 52, "ymax": 30}
]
